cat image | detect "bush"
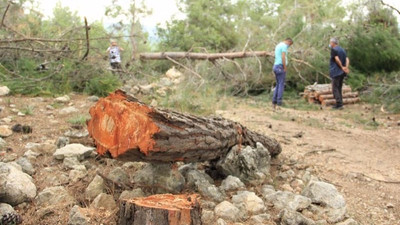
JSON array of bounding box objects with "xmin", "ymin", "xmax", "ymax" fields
[{"xmin": 84, "ymin": 74, "xmax": 121, "ymax": 97}]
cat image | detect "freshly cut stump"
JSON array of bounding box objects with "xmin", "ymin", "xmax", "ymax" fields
[
  {"xmin": 87, "ymin": 90, "xmax": 281, "ymax": 162},
  {"xmin": 118, "ymin": 194, "xmax": 201, "ymax": 225}
]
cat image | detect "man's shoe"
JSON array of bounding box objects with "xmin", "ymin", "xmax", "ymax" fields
[{"xmin": 332, "ymin": 105, "xmax": 343, "ymax": 110}]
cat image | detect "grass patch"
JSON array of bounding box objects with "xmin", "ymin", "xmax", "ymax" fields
[
  {"xmin": 20, "ymin": 105, "xmax": 34, "ymax": 115},
  {"xmin": 340, "ymin": 112, "xmax": 379, "ymax": 130},
  {"xmin": 67, "ymin": 115, "xmax": 90, "ymax": 126}
]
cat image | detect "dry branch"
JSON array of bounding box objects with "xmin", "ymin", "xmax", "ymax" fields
[
  {"xmin": 81, "ymin": 17, "xmax": 90, "ymax": 61},
  {"xmin": 140, "ymin": 51, "xmax": 274, "ymax": 60},
  {"xmin": 87, "ymin": 90, "xmax": 282, "ymax": 163}
]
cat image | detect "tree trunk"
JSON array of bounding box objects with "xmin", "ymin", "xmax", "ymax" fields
[
  {"xmin": 318, "ymin": 92, "xmax": 359, "ymax": 102},
  {"xmin": 139, "ymin": 51, "xmax": 273, "ymax": 60},
  {"xmin": 321, "ymin": 97, "xmax": 361, "ymax": 106},
  {"xmin": 87, "ymin": 90, "xmax": 281, "ymax": 163},
  {"xmin": 118, "ymin": 194, "xmax": 201, "ymax": 225}
]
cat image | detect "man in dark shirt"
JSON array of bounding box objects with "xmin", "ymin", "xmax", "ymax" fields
[{"xmin": 329, "ymin": 38, "xmax": 350, "ymax": 109}]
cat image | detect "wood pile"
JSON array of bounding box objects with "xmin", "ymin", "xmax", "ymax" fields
[{"xmin": 303, "ymin": 84, "xmax": 360, "ymax": 106}]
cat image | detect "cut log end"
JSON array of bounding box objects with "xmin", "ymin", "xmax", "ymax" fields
[{"xmin": 119, "ymin": 194, "xmax": 201, "ymax": 225}]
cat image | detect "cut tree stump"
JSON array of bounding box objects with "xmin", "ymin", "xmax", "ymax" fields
[
  {"xmin": 118, "ymin": 194, "xmax": 201, "ymax": 225},
  {"xmin": 87, "ymin": 90, "xmax": 281, "ymax": 162}
]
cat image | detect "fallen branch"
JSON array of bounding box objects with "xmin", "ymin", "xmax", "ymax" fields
[
  {"xmin": 356, "ymin": 172, "xmax": 400, "ymax": 184},
  {"xmin": 381, "ymin": 0, "xmax": 400, "ymax": 15},
  {"xmin": 81, "ymin": 17, "xmax": 90, "ymax": 61},
  {"xmin": 305, "ymin": 148, "xmax": 336, "ymax": 156},
  {"xmin": 140, "ymin": 51, "xmax": 274, "ymax": 60},
  {"xmin": 1, "ymin": 3, "xmax": 10, "ymax": 28},
  {"xmin": 0, "ymin": 46, "xmax": 71, "ymax": 53}
]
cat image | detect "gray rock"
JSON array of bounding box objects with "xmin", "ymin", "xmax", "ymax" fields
[
  {"xmin": 250, "ymin": 214, "xmax": 271, "ymax": 224},
  {"xmin": 0, "ymin": 86, "xmax": 10, "ymax": 96},
  {"xmin": 87, "ymin": 96, "xmax": 99, "ymax": 102},
  {"xmin": 108, "ymin": 167, "xmax": 130, "ymax": 186},
  {"xmin": 0, "ymin": 153, "xmax": 17, "ymax": 162},
  {"xmin": 196, "ymin": 181, "xmax": 225, "ymax": 203},
  {"xmin": 63, "ymin": 157, "xmax": 82, "ymax": 170},
  {"xmin": 217, "ymin": 218, "xmax": 227, "ymax": 225},
  {"xmin": 0, "ymin": 162, "xmax": 37, "ymax": 206},
  {"xmin": 60, "ymin": 106, "xmax": 78, "ymax": 114},
  {"xmin": 35, "ymin": 186, "xmax": 75, "ymax": 207},
  {"xmin": 91, "ymin": 193, "xmax": 117, "ymax": 211},
  {"xmin": 0, "ymin": 203, "xmax": 15, "ymax": 216},
  {"xmin": 201, "ymin": 210, "xmax": 215, "ymax": 224},
  {"xmin": 25, "ymin": 142, "xmax": 57, "ymax": 155},
  {"xmin": 214, "ymin": 201, "xmax": 240, "ymax": 221},
  {"xmin": 302, "ymin": 181, "xmax": 346, "ymax": 209},
  {"xmin": 23, "ymin": 150, "xmax": 40, "ymax": 159},
  {"xmin": 0, "ymin": 125, "xmax": 12, "ymax": 138},
  {"xmin": 260, "ymin": 184, "xmax": 276, "ymax": 196},
  {"xmin": 56, "ymin": 137, "xmax": 70, "ymax": 148},
  {"xmin": 69, "ymin": 168, "xmax": 88, "ymax": 182},
  {"xmin": 55, "ymin": 95, "xmax": 70, "ymax": 103},
  {"xmin": 186, "ymin": 169, "xmax": 214, "ymax": 188},
  {"xmin": 220, "ymin": 175, "xmax": 245, "ymax": 192},
  {"xmin": 53, "ymin": 144, "xmax": 95, "ymax": 160},
  {"xmin": 307, "ymin": 204, "xmax": 346, "ymax": 224},
  {"xmin": 336, "ymin": 219, "xmax": 359, "ymax": 225},
  {"xmin": 133, "ymin": 163, "xmax": 185, "ymax": 194},
  {"xmin": 16, "ymin": 157, "xmax": 35, "ymax": 175},
  {"xmin": 232, "ymin": 191, "xmax": 266, "ymax": 215},
  {"xmin": 216, "ymin": 143, "xmax": 271, "ymax": 184},
  {"xmin": 119, "ymin": 189, "xmax": 145, "ymax": 200},
  {"xmin": 177, "ymin": 163, "xmax": 197, "ymax": 177},
  {"xmin": 64, "ymin": 130, "xmax": 89, "ymax": 139},
  {"xmin": 68, "ymin": 205, "xmax": 89, "ymax": 225},
  {"xmin": 0, "ymin": 137, "xmax": 7, "ymax": 150},
  {"xmin": 85, "ymin": 175, "xmax": 106, "ymax": 200},
  {"xmin": 279, "ymin": 209, "xmax": 316, "ymax": 225},
  {"xmin": 265, "ymin": 191, "xmax": 311, "ymax": 211}
]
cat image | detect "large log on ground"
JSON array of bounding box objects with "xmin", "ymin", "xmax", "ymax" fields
[
  {"xmin": 140, "ymin": 51, "xmax": 273, "ymax": 60},
  {"xmin": 119, "ymin": 194, "xmax": 201, "ymax": 225},
  {"xmin": 87, "ymin": 90, "xmax": 281, "ymax": 162},
  {"xmin": 321, "ymin": 97, "xmax": 360, "ymax": 106},
  {"xmin": 318, "ymin": 92, "xmax": 359, "ymax": 102}
]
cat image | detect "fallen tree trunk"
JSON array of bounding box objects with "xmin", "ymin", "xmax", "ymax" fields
[
  {"xmin": 321, "ymin": 97, "xmax": 361, "ymax": 106},
  {"xmin": 119, "ymin": 194, "xmax": 201, "ymax": 225},
  {"xmin": 318, "ymin": 92, "xmax": 359, "ymax": 102},
  {"xmin": 139, "ymin": 51, "xmax": 273, "ymax": 60},
  {"xmin": 87, "ymin": 90, "xmax": 281, "ymax": 162}
]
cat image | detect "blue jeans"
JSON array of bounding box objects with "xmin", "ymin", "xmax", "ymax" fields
[{"xmin": 272, "ymin": 64, "xmax": 286, "ymax": 105}]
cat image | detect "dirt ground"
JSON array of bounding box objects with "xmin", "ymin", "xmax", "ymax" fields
[{"xmin": 1, "ymin": 93, "xmax": 399, "ymax": 225}]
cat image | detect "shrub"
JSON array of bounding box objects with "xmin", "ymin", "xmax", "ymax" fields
[{"xmin": 84, "ymin": 74, "xmax": 121, "ymax": 97}]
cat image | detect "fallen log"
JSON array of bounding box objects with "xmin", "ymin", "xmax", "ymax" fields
[
  {"xmin": 318, "ymin": 92, "xmax": 359, "ymax": 102},
  {"xmin": 87, "ymin": 90, "xmax": 281, "ymax": 162},
  {"xmin": 139, "ymin": 51, "xmax": 273, "ymax": 60},
  {"xmin": 321, "ymin": 97, "xmax": 360, "ymax": 106},
  {"xmin": 119, "ymin": 194, "xmax": 201, "ymax": 225}
]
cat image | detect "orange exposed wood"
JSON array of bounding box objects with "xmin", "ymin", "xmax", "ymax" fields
[
  {"xmin": 321, "ymin": 97, "xmax": 361, "ymax": 106},
  {"xmin": 318, "ymin": 92, "xmax": 359, "ymax": 102}
]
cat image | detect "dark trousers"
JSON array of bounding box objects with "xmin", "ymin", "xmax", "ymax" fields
[
  {"xmin": 272, "ymin": 64, "xmax": 286, "ymax": 105},
  {"xmin": 332, "ymin": 74, "xmax": 345, "ymax": 107}
]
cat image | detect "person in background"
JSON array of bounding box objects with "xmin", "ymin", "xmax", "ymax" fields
[
  {"xmin": 272, "ymin": 38, "xmax": 293, "ymax": 111},
  {"xmin": 106, "ymin": 40, "xmax": 124, "ymax": 71},
  {"xmin": 329, "ymin": 37, "xmax": 350, "ymax": 110}
]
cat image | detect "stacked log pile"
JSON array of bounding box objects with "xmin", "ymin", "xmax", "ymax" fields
[{"xmin": 303, "ymin": 84, "xmax": 360, "ymax": 106}]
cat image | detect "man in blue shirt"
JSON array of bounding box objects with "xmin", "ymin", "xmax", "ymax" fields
[
  {"xmin": 272, "ymin": 38, "xmax": 293, "ymax": 110},
  {"xmin": 329, "ymin": 38, "xmax": 350, "ymax": 110}
]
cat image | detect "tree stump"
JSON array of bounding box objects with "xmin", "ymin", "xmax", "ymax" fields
[
  {"xmin": 118, "ymin": 194, "xmax": 201, "ymax": 225},
  {"xmin": 87, "ymin": 90, "xmax": 281, "ymax": 163}
]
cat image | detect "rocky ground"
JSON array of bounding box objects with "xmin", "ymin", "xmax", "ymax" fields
[{"xmin": 0, "ymin": 85, "xmax": 399, "ymax": 225}]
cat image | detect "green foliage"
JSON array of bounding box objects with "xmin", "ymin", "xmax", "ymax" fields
[
  {"xmin": 20, "ymin": 105, "xmax": 34, "ymax": 115},
  {"xmin": 67, "ymin": 115, "xmax": 90, "ymax": 126},
  {"xmin": 84, "ymin": 74, "xmax": 121, "ymax": 97}
]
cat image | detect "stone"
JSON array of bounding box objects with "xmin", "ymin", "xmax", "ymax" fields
[
  {"xmin": 201, "ymin": 210, "xmax": 215, "ymax": 224},
  {"xmin": 0, "ymin": 153, "xmax": 17, "ymax": 162},
  {"xmin": 91, "ymin": 193, "xmax": 117, "ymax": 211},
  {"xmin": 279, "ymin": 209, "xmax": 316, "ymax": 225},
  {"xmin": 53, "ymin": 144, "xmax": 94, "ymax": 160},
  {"xmin": 0, "ymin": 137, "xmax": 7, "ymax": 150},
  {"xmin": 250, "ymin": 214, "xmax": 271, "ymax": 224},
  {"xmin": 133, "ymin": 163, "xmax": 185, "ymax": 194},
  {"xmin": 64, "ymin": 130, "xmax": 89, "ymax": 138},
  {"xmin": 196, "ymin": 181, "xmax": 225, "ymax": 203},
  {"xmin": 336, "ymin": 219, "xmax": 359, "ymax": 225},
  {"xmin": 264, "ymin": 191, "xmax": 311, "ymax": 211},
  {"xmin": 87, "ymin": 96, "xmax": 99, "ymax": 102},
  {"xmin": 55, "ymin": 95, "xmax": 70, "ymax": 103},
  {"xmin": 217, "ymin": 218, "xmax": 227, "ymax": 225},
  {"xmin": 0, "ymin": 86, "xmax": 10, "ymax": 96},
  {"xmin": 69, "ymin": 168, "xmax": 88, "ymax": 182},
  {"xmin": 214, "ymin": 201, "xmax": 241, "ymax": 222},
  {"xmin": 0, "ymin": 125, "xmax": 12, "ymax": 138},
  {"xmin": 0, "ymin": 203, "xmax": 15, "ymax": 216},
  {"xmin": 1, "ymin": 117, "xmax": 12, "ymax": 123},
  {"xmin": 260, "ymin": 185, "xmax": 276, "ymax": 197},
  {"xmin": 56, "ymin": 137, "xmax": 70, "ymax": 148},
  {"xmin": 60, "ymin": 106, "xmax": 79, "ymax": 114},
  {"xmin": 186, "ymin": 169, "xmax": 214, "ymax": 188},
  {"xmin": 85, "ymin": 175, "xmax": 106, "ymax": 200},
  {"xmin": 25, "ymin": 142, "xmax": 56, "ymax": 155},
  {"xmin": 220, "ymin": 175, "xmax": 245, "ymax": 192},
  {"xmin": 0, "ymin": 162, "xmax": 37, "ymax": 206},
  {"xmin": 63, "ymin": 157, "xmax": 82, "ymax": 170},
  {"xmin": 16, "ymin": 157, "xmax": 35, "ymax": 175},
  {"xmin": 23, "ymin": 150, "xmax": 40, "ymax": 159},
  {"xmin": 68, "ymin": 205, "xmax": 89, "ymax": 225},
  {"xmin": 35, "ymin": 186, "xmax": 76, "ymax": 207},
  {"xmin": 216, "ymin": 143, "xmax": 271, "ymax": 184},
  {"xmin": 232, "ymin": 191, "xmax": 266, "ymax": 215},
  {"xmin": 119, "ymin": 189, "xmax": 145, "ymax": 200},
  {"xmin": 302, "ymin": 181, "xmax": 346, "ymax": 209},
  {"xmin": 159, "ymin": 77, "xmax": 173, "ymax": 87},
  {"xmin": 108, "ymin": 167, "xmax": 130, "ymax": 186}
]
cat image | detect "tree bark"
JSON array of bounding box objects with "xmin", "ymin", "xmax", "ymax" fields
[
  {"xmin": 321, "ymin": 97, "xmax": 360, "ymax": 106},
  {"xmin": 139, "ymin": 51, "xmax": 273, "ymax": 60},
  {"xmin": 118, "ymin": 194, "xmax": 201, "ymax": 225},
  {"xmin": 87, "ymin": 90, "xmax": 281, "ymax": 163},
  {"xmin": 318, "ymin": 92, "xmax": 359, "ymax": 102}
]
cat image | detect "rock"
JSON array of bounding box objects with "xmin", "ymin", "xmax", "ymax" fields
[
  {"xmin": 232, "ymin": 191, "xmax": 266, "ymax": 215},
  {"xmin": 56, "ymin": 137, "xmax": 70, "ymax": 148},
  {"xmin": 264, "ymin": 191, "xmax": 311, "ymax": 211},
  {"xmin": 216, "ymin": 143, "xmax": 271, "ymax": 184},
  {"xmin": 201, "ymin": 210, "xmax": 215, "ymax": 224},
  {"xmin": 60, "ymin": 106, "xmax": 78, "ymax": 114},
  {"xmin": 108, "ymin": 167, "xmax": 130, "ymax": 186},
  {"xmin": 0, "ymin": 153, "xmax": 17, "ymax": 162},
  {"xmin": 133, "ymin": 163, "xmax": 185, "ymax": 194},
  {"xmin": 63, "ymin": 157, "xmax": 82, "ymax": 170},
  {"xmin": 279, "ymin": 209, "xmax": 316, "ymax": 225},
  {"xmin": 185, "ymin": 169, "xmax": 214, "ymax": 188},
  {"xmin": 85, "ymin": 175, "xmax": 105, "ymax": 200},
  {"xmin": 0, "ymin": 138, "xmax": 7, "ymax": 150},
  {"xmin": 217, "ymin": 218, "xmax": 227, "ymax": 225},
  {"xmin": 336, "ymin": 218, "xmax": 359, "ymax": 225},
  {"xmin": 55, "ymin": 95, "xmax": 70, "ymax": 103},
  {"xmin": 260, "ymin": 185, "xmax": 276, "ymax": 197},
  {"xmin": 53, "ymin": 144, "xmax": 94, "ymax": 160},
  {"xmin": 177, "ymin": 163, "xmax": 197, "ymax": 177},
  {"xmin": 68, "ymin": 205, "xmax": 89, "ymax": 225},
  {"xmin": 0, "ymin": 203, "xmax": 15, "ymax": 216},
  {"xmin": 25, "ymin": 142, "xmax": 56, "ymax": 155},
  {"xmin": 249, "ymin": 214, "xmax": 271, "ymax": 224},
  {"xmin": 16, "ymin": 157, "xmax": 35, "ymax": 175},
  {"xmin": 0, "ymin": 86, "xmax": 10, "ymax": 96},
  {"xmin": 386, "ymin": 203, "xmax": 394, "ymax": 209},
  {"xmin": 0, "ymin": 162, "xmax": 37, "ymax": 205},
  {"xmin": 196, "ymin": 181, "xmax": 225, "ymax": 203},
  {"xmin": 35, "ymin": 186, "xmax": 76, "ymax": 207},
  {"xmin": 17, "ymin": 112, "xmax": 25, "ymax": 117},
  {"xmin": 1, "ymin": 117, "xmax": 12, "ymax": 123},
  {"xmin": 159, "ymin": 77, "xmax": 173, "ymax": 87},
  {"xmin": 91, "ymin": 193, "xmax": 117, "ymax": 211},
  {"xmin": 150, "ymin": 99, "xmax": 158, "ymax": 107},
  {"xmin": 64, "ymin": 130, "xmax": 89, "ymax": 139},
  {"xmin": 122, "ymin": 162, "xmax": 147, "ymax": 170},
  {"xmin": 119, "ymin": 189, "xmax": 145, "ymax": 200},
  {"xmin": 23, "ymin": 150, "xmax": 40, "ymax": 160},
  {"xmin": 214, "ymin": 201, "xmax": 241, "ymax": 222},
  {"xmin": 0, "ymin": 126, "xmax": 12, "ymax": 138},
  {"xmin": 302, "ymin": 181, "xmax": 346, "ymax": 209},
  {"xmin": 220, "ymin": 175, "xmax": 245, "ymax": 192},
  {"xmin": 87, "ymin": 96, "xmax": 99, "ymax": 102},
  {"xmin": 69, "ymin": 168, "xmax": 88, "ymax": 182}
]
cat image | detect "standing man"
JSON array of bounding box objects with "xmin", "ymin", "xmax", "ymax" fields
[
  {"xmin": 329, "ymin": 37, "xmax": 350, "ymax": 110},
  {"xmin": 272, "ymin": 38, "xmax": 293, "ymax": 110},
  {"xmin": 106, "ymin": 40, "xmax": 124, "ymax": 71}
]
